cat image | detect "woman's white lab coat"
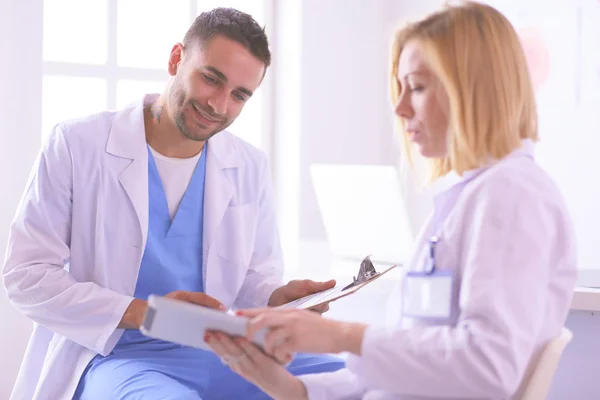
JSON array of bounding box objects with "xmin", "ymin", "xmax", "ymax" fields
[
  {"xmin": 300, "ymin": 141, "xmax": 577, "ymax": 399},
  {"xmin": 1, "ymin": 98, "xmax": 284, "ymax": 400}
]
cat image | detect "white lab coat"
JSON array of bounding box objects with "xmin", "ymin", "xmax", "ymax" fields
[
  {"xmin": 2, "ymin": 97, "xmax": 284, "ymax": 400},
  {"xmin": 300, "ymin": 141, "xmax": 577, "ymax": 399}
]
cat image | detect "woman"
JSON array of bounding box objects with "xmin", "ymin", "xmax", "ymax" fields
[{"xmin": 205, "ymin": 2, "xmax": 577, "ymax": 399}]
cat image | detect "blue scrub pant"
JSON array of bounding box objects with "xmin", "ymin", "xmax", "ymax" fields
[{"xmin": 74, "ymin": 341, "xmax": 344, "ymax": 400}]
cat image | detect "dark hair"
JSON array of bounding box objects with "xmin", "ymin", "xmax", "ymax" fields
[{"xmin": 183, "ymin": 7, "xmax": 271, "ymax": 67}]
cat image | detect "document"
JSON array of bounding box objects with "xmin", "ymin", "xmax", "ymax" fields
[{"xmin": 276, "ymin": 256, "xmax": 398, "ymax": 310}]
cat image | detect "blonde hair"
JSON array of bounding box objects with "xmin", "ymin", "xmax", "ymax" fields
[{"xmin": 390, "ymin": 1, "xmax": 538, "ymax": 180}]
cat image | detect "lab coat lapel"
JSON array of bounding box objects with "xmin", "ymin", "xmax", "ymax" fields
[
  {"xmin": 105, "ymin": 101, "xmax": 149, "ymax": 251},
  {"xmin": 202, "ymin": 133, "xmax": 239, "ymax": 294}
]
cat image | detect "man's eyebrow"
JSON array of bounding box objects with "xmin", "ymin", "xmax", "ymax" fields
[
  {"xmin": 204, "ymin": 66, "xmax": 254, "ymax": 97},
  {"xmin": 204, "ymin": 66, "xmax": 227, "ymax": 82}
]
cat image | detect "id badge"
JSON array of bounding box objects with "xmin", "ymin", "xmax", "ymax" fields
[{"xmin": 401, "ymin": 270, "xmax": 454, "ymax": 319}]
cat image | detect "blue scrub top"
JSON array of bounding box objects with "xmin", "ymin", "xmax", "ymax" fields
[{"xmin": 119, "ymin": 144, "xmax": 207, "ymax": 346}]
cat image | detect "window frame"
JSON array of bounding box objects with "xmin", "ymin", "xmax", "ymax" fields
[{"xmin": 41, "ymin": 0, "xmax": 274, "ymax": 150}]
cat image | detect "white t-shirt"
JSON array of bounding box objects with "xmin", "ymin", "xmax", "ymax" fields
[{"xmin": 148, "ymin": 145, "xmax": 202, "ymax": 220}]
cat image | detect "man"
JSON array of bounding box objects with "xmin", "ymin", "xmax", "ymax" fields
[{"xmin": 2, "ymin": 8, "xmax": 344, "ymax": 400}]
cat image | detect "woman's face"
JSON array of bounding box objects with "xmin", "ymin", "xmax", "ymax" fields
[{"xmin": 395, "ymin": 40, "xmax": 450, "ymax": 159}]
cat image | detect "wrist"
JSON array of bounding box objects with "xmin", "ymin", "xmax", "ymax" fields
[
  {"xmin": 274, "ymin": 376, "xmax": 307, "ymax": 400},
  {"xmin": 119, "ymin": 298, "xmax": 148, "ymax": 329},
  {"xmin": 337, "ymin": 321, "xmax": 367, "ymax": 355}
]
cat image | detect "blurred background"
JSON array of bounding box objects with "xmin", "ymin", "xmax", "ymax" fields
[{"xmin": 1, "ymin": 0, "xmax": 599, "ymax": 398}]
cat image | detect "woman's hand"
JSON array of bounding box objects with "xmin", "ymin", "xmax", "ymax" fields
[
  {"xmin": 240, "ymin": 308, "xmax": 368, "ymax": 362},
  {"xmin": 205, "ymin": 331, "xmax": 308, "ymax": 400}
]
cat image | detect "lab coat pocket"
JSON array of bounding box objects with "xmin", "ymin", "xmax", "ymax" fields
[
  {"xmin": 217, "ymin": 202, "xmax": 258, "ymax": 266},
  {"xmin": 44, "ymin": 333, "xmax": 64, "ymax": 364}
]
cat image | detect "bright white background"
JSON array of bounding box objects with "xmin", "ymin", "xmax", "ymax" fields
[{"xmin": 1, "ymin": 0, "xmax": 599, "ymax": 398}]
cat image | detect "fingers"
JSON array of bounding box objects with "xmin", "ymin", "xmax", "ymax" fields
[
  {"xmin": 246, "ymin": 311, "xmax": 289, "ymax": 340},
  {"xmin": 205, "ymin": 331, "xmax": 252, "ymax": 372},
  {"xmin": 309, "ymin": 279, "xmax": 336, "ymax": 292},
  {"xmin": 309, "ymin": 303, "xmax": 330, "ymax": 314},
  {"xmin": 188, "ymin": 293, "xmax": 226, "ymax": 310},
  {"xmin": 273, "ymin": 342, "xmax": 295, "ymax": 366},
  {"xmin": 236, "ymin": 308, "xmax": 271, "ymax": 318},
  {"xmin": 168, "ymin": 291, "xmax": 226, "ymax": 311},
  {"xmin": 233, "ymin": 336, "xmax": 292, "ymax": 371},
  {"xmin": 322, "ymin": 279, "xmax": 337, "ymax": 289},
  {"xmin": 264, "ymin": 326, "xmax": 290, "ymax": 356},
  {"xmin": 236, "ymin": 337, "xmax": 277, "ymax": 365},
  {"xmin": 246, "ymin": 314, "xmax": 269, "ymax": 341},
  {"xmin": 264, "ymin": 328, "xmax": 296, "ymax": 365}
]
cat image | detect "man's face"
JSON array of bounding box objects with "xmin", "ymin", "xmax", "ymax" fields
[{"xmin": 167, "ymin": 35, "xmax": 266, "ymax": 142}]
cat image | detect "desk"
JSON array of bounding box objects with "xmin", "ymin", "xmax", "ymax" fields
[
  {"xmin": 572, "ymin": 269, "xmax": 600, "ymax": 311},
  {"xmin": 572, "ymin": 287, "xmax": 600, "ymax": 311}
]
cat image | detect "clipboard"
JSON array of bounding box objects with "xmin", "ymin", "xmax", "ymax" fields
[
  {"xmin": 140, "ymin": 295, "xmax": 268, "ymax": 351},
  {"xmin": 276, "ymin": 256, "xmax": 399, "ymax": 310}
]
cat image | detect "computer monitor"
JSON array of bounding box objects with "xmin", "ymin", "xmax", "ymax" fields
[
  {"xmin": 576, "ymin": 269, "xmax": 600, "ymax": 288},
  {"xmin": 310, "ymin": 164, "xmax": 414, "ymax": 266}
]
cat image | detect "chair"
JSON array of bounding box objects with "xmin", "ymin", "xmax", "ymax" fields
[{"xmin": 516, "ymin": 327, "xmax": 573, "ymax": 400}]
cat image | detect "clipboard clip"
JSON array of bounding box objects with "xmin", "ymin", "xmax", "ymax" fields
[{"xmin": 342, "ymin": 255, "xmax": 380, "ymax": 291}]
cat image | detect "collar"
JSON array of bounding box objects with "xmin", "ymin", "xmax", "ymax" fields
[
  {"xmin": 427, "ymin": 139, "xmax": 536, "ymax": 197},
  {"xmin": 106, "ymin": 94, "xmax": 241, "ymax": 169}
]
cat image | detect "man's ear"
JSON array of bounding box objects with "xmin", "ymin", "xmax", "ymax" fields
[{"xmin": 168, "ymin": 43, "xmax": 185, "ymax": 76}]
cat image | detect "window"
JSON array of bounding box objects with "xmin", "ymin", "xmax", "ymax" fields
[{"xmin": 42, "ymin": 0, "xmax": 269, "ymax": 148}]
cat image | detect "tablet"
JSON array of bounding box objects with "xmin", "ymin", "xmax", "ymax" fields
[{"xmin": 140, "ymin": 295, "xmax": 267, "ymax": 351}]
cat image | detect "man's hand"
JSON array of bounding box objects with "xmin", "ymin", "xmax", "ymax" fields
[
  {"xmin": 118, "ymin": 290, "xmax": 226, "ymax": 330},
  {"xmin": 165, "ymin": 290, "xmax": 226, "ymax": 311},
  {"xmin": 268, "ymin": 279, "xmax": 336, "ymax": 313}
]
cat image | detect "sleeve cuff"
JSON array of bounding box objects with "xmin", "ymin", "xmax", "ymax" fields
[
  {"xmin": 248, "ymin": 279, "xmax": 284, "ymax": 308},
  {"xmin": 346, "ymin": 325, "xmax": 389, "ymax": 384},
  {"xmin": 95, "ymin": 295, "xmax": 135, "ymax": 356},
  {"xmin": 298, "ymin": 368, "xmax": 365, "ymax": 400},
  {"xmin": 262, "ymin": 280, "xmax": 285, "ymax": 306}
]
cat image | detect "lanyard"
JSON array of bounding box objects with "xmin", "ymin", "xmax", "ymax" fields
[{"xmin": 426, "ymin": 172, "xmax": 483, "ymax": 274}]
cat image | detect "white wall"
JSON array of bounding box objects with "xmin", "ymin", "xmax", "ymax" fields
[
  {"xmin": 297, "ymin": 0, "xmax": 400, "ymax": 240},
  {"xmin": 293, "ymin": 0, "xmax": 442, "ymax": 243},
  {"xmin": 0, "ymin": 1, "xmax": 42, "ymax": 397}
]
